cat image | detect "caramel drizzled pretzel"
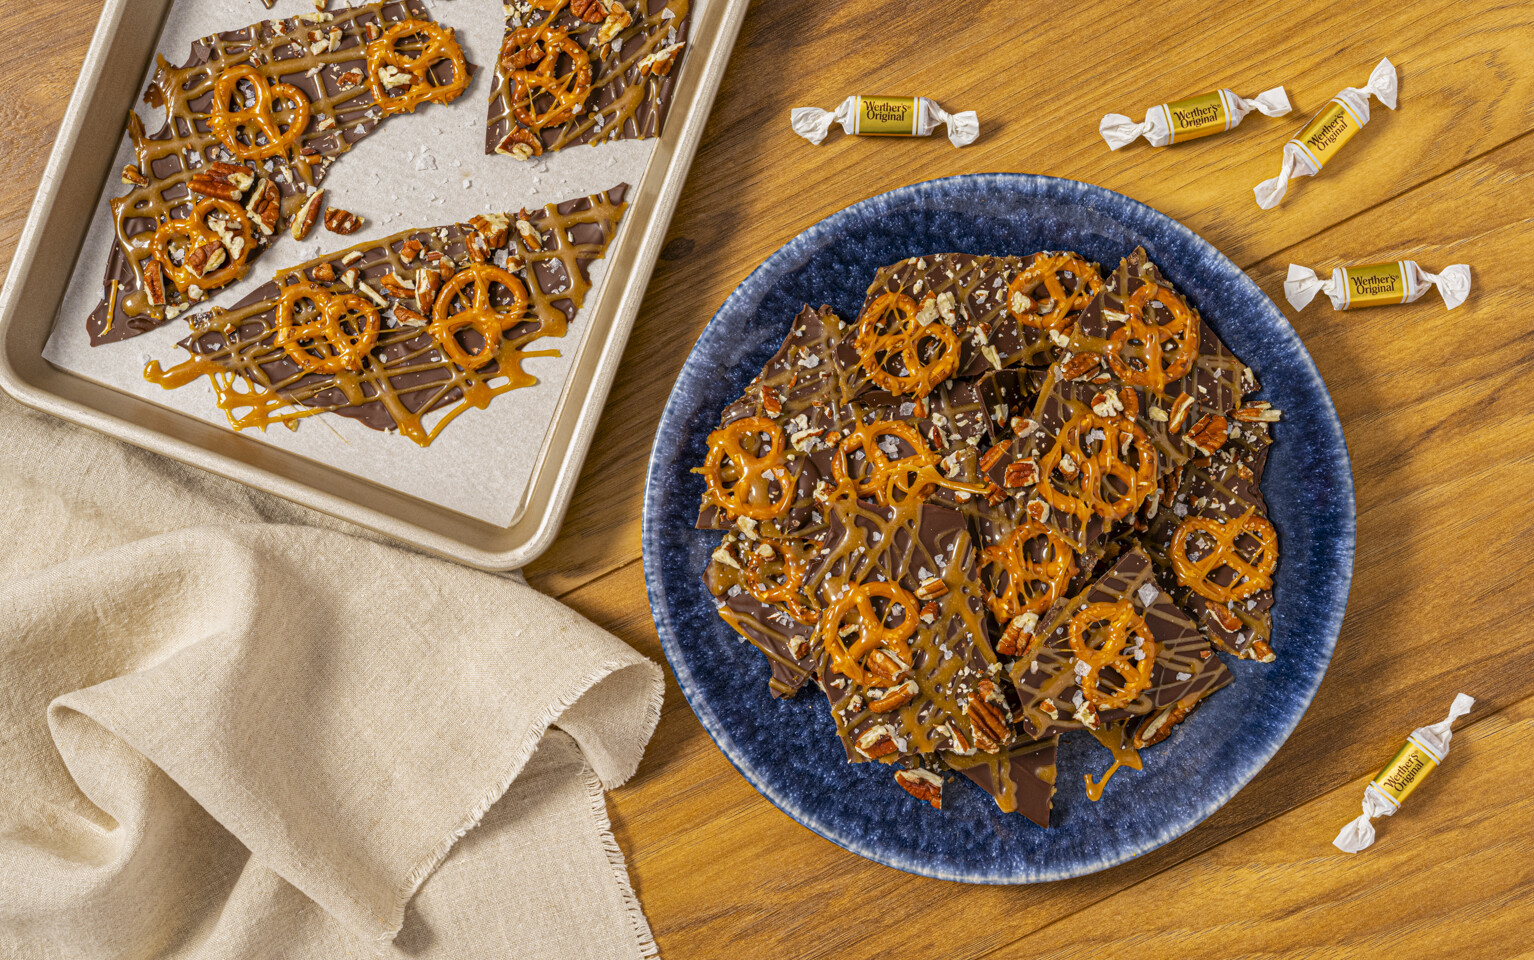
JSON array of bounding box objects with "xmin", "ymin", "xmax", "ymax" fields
[
  {"xmin": 704, "ymin": 530, "xmax": 823, "ymax": 698},
  {"xmin": 702, "ymin": 418, "xmax": 794, "ymax": 522},
  {"xmin": 1037, "ymin": 410, "xmax": 1159, "ymax": 532},
  {"xmin": 1007, "ymin": 549, "xmax": 1230, "ymax": 740},
  {"xmin": 145, "ymin": 188, "xmax": 627, "ymax": 447},
  {"xmin": 980, "ymin": 520, "xmax": 1078, "ymax": 623},
  {"xmin": 272, "ymin": 283, "xmax": 380, "ymax": 374},
  {"xmin": 853, "ymin": 292, "xmax": 961, "ymax": 398},
  {"xmin": 1171, "ymin": 508, "xmax": 1278, "ymax": 604},
  {"xmin": 367, "ymin": 19, "xmax": 469, "ymax": 114},
  {"xmin": 1067, "ymin": 601, "xmax": 1159, "ymax": 710},
  {"xmin": 1007, "ymin": 252, "xmax": 1105, "ymax": 332},
  {"xmin": 829, "ymin": 418, "xmax": 985, "ymax": 506},
  {"xmin": 88, "ymin": 2, "xmax": 473, "ymax": 347},
  {"xmin": 1105, "ymin": 282, "xmax": 1200, "ymax": 391},
  {"xmin": 489, "ymin": 0, "xmax": 691, "ymax": 157}
]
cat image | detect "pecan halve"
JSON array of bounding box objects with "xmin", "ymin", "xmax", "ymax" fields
[
  {"xmin": 324, "ymin": 207, "xmax": 363, "ymax": 236},
  {"xmin": 1060, "ymin": 352, "xmax": 1100, "ymax": 381},
  {"xmin": 291, "ymin": 190, "xmax": 326, "ymax": 241},
  {"xmin": 869, "ymin": 680, "xmax": 918, "ymax": 713},
  {"xmin": 893, "ymin": 768, "xmax": 943, "ymax": 809},
  {"xmin": 244, "ymin": 179, "xmax": 281, "ymax": 236},
  {"xmin": 855, "ymin": 724, "xmax": 900, "ymax": 760},
  {"xmin": 1184, "ymin": 413, "xmax": 1229, "ymax": 456}
]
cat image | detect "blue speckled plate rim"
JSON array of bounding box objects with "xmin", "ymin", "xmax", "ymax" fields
[{"xmin": 641, "ymin": 172, "xmax": 1355, "ymax": 883}]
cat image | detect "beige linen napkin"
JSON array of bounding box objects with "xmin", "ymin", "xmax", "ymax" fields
[{"xmin": 0, "ymin": 393, "xmax": 663, "ymax": 959}]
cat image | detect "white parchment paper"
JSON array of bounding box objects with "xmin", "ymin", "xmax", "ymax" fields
[{"xmin": 44, "ymin": 0, "xmax": 664, "ymax": 527}]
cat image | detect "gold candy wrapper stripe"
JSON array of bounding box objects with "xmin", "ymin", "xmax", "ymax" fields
[
  {"xmin": 1292, "ymin": 97, "xmax": 1366, "ymax": 172},
  {"xmin": 852, "ymin": 96, "xmax": 921, "ymax": 136},
  {"xmin": 1371, "ymin": 736, "xmax": 1441, "ymax": 809},
  {"xmin": 1165, "ymin": 90, "xmax": 1235, "ymax": 143}
]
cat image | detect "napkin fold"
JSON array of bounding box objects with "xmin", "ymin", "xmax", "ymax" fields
[{"xmin": 0, "ymin": 393, "xmax": 664, "ymax": 959}]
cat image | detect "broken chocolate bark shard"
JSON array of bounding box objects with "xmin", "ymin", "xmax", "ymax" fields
[
  {"xmin": 943, "ymin": 737, "xmax": 1058, "ymax": 827},
  {"xmin": 90, "ymin": 2, "xmax": 474, "ymax": 346},
  {"xmin": 811, "ymin": 499, "xmax": 1005, "ymax": 762},
  {"xmin": 1008, "ymin": 547, "xmax": 1232, "ymax": 740},
  {"xmin": 489, "ymin": 0, "xmax": 691, "ymax": 158},
  {"xmin": 146, "ymin": 186, "xmax": 627, "ymax": 446},
  {"xmin": 705, "ymin": 531, "xmax": 822, "ymax": 698}
]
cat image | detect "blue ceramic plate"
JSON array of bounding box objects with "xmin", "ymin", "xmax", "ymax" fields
[{"xmin": 641, "ymin": 174, "xmax": 1354, "ymax": 883}]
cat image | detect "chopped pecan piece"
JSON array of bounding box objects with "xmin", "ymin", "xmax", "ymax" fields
[
  {"xmin": 760, "ymin": 385, "xmax": 782, "ymax": 417},
  {"xmin": 311, "ymin": 262, "xmax": 336, "ymax": 283},
  {"xmin": 1060, "ymin": 352, "xmax": 1100, "ymax": 381},
  {"xmin": 185, "ymin": 241, "xmax": 226, "ymax": 278},
  {"xmin": 1233, "ymin": 402, "xmax": 1281, "ymax": 423},
  {"xmin": 496, "ymin": 127, "xmax": 544, "ymax": 160},
  {"xmin": 292, "ymin": 190, "xmax": 325, "ymax": 241},
  {"xmin": 378, "ymin": 271, "xmax": 415, "ymax": 300},
  {"xmin": 1184, "ymin": 413, "xmax": 1229, "ymax": 455},
  {"xmin": 978, "ymin": 442, "xmax": 1009, "ymax": 473},
  {"xmin": 1167, "ymin": 393, "xmax": 1196, "ymax": 433},
  {"xmin": 1205, "ymin": 601, "xmax": 1241, "ymax": 632},
  {"xmin": 515, "ymin": 214, "xmax": 543, "ymax": 252},
  {"xmin": 1119, "ymin": 386, "xmax": 1140, "ymax": 418},
  {"xmin": 855, "ymin": 724, "xmax": 900, "ymax": 760},
  {"xmin": 394, "ymin": 305, "xmax": 429, "ymax": 327},
  {"xmin": 1026, "ymin": 498, "xmax": 1050, "ymax": 523},
  {"xmin": 142, "ymin": 260, "xmax": 166, "ymax": 307},
  {"xmin": 964, "ymin": 684, "xmax": 1009, "ymax": 752},
  {"xmin": 596, "ymin": 4, "xmax": 632, "ymax": 43},
  {"xmin": 869, "ymin": 680, "xmax": 918, "ymax": 713},
  {"xmin": 121, "ymin": 164, "xmax": 149, "ymax": 187},
  {"xmin": 914, "ymin": 577, "xmax": 948, "ymax": 600},
  {"xmin": 866, "ymin": 647, "xmax": 912, "ymax": 684},
  {"xmin": 398, "ymin": 238, "xmax": 423, "ymax": 264},
  {"xmin": 1091, "ymin": 388, "xmax": 1124, "ymax": 418},
  {"xmin": 189, "ymin": 162, "xmax": 253, "ymax": 201},
  {"xmin": 893, "ymin": 768, "xmax": 943, "ymax": 809},
  {"xmin": 415, "ymin": 267, "xmax": 443, "ymax": 313},
  {"xmin": 469, "ymin": 212, "xmax": 512, "ymax": 250},
  {"xmin": 324, "ymin": 207, "xmax": 363, "ymax": 235},
  {"xmin": 571, "ymin": 0, "xmax": 607, "ymax": 22},
  {"xmin": 639, "ymin": 41, "xmax": 685, "ymax": 76},
  {"xmin": 336, "ymin": 68, "xmax": 364, "ymax": 88},
  {"xmin": 1003, "ymin": 457, "xmax": 1039, "ymax": 488},
  {"xmin": 244, "ymin": 178, "xmax": 281, "ymax": 236}
]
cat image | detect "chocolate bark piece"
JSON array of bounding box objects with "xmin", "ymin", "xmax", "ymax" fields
[
  {"xmin": 697, "ymin": 304, "xmax": 854, "ymax": 536},
  {"xmin": 1068, "ymin": 247, "xmax": 1249, "ymax": 443},
  {"xmin": 1142, "ymin": 433, "xmax": 1276, "ymax": 660},
  {"xmin": 90, "ymin": 2, "xmax": 474, "ymax": 346},
  {"xmin": 985, "ymin": 251, "xmax": 1104, "ymax": 370},
  {"xmin": 942, "ymin": 737, "xmax": 1058, "ymax": 827},
  {"xmin": 704, "ymin": 530, "xmax": 821, "ymax": 698},
  {"xmin": 489, "ymin": 0, "xmax": 690, "ymax": 157},
  {"xmin": 839, "ymin": 253, "xmax": 1036, "ymax": 395},
  {"xmin": 810, "ymin": 499, "xmax": 1007, "ymax": 762},
  {"xmin": 148, "ymin": 187, "xmax": 626, "ymax": 446},
  {"xmin": 1007, "ymin": 548, "xmax": 1232, "ymax": 740}
]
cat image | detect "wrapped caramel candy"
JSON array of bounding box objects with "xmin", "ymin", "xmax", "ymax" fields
[
  {"xmin": 1099, "ymin": 86, "xmax": 1291, "ymax": 150},
  {"xmin": 1334, "ymin": 693, "xmax": 1474, "ymax": 853},
  {"xmin": 1286, "ymin": 260, "xmax": 1471, "ymax": 312},
  {"xmin": 791, "ymin": 96, "xmax": 979, "ymax": 147},
  {"xmin": 1255, "ymin": 59, "xmax": 1397, "ymax": 209}
]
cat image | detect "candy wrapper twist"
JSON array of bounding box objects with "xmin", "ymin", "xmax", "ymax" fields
[
  {"xmin": 1255, "ymin": 58, "xmax": 1398, "ymax": 209},
  {"xmin": 1334, "ymin": 693, "xmax": 1475, "ymax": 853},
  {"xmin": 791, "ymin": 96, "xmax": 979, "ymax": 148},
  {"xmin": 1286, "ymin": 261, "xmax": 1472, "ymax": 312},
  {"xmin": 1100, "ymin": 86, "xmax": 1292, "ymax": 150}
]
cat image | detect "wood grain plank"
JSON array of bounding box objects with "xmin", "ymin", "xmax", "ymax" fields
[
  {"xmin": 565, "ymin": 131, "xmax": 1534, "ymax": 958},
  {"xmin": 527, "ymin": 0, "xmax": 1534, "ymax": 596},
  {"xmin": 985, "ymin": 696, "xmax": 1534, "ymax": 960}
]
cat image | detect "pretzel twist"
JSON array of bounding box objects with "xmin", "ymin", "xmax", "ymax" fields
[
  {"xmin": 702, "ymin": 417, "xmax": 793, "ymax": 521},
  {"xmin": 368, "ymin": 20, "xmax": 470, "ymax": 116},
  {"xmin": 429, "ymin": 263, "xmax": 531, "ymax": 370},
  {"xmin": 853, "ymin": 292, "xmax": 960, "ymax": 398},
  {"xmin": 1037, "ymin": 411, "xmax": 1159, "ymax": 528},
  {"xmin": 1105, "ymin": 282, "xmax": 1200, "ymax": 391},
  {"xmin": 509, "ymin": 31, "xmax": 593, "ymax": 131},
  {"xmin": 1007, "ymin": 252, "xmax": 1104, "ymax": 331},
  {"xmin": 149, "ymin": 197, "xmax": 255, "ymax": 294},
  {"xmin": 273, "ymin": 283, "xmax": 381, "ymax": 374},
  {"xmin": 821, "ymin": 581, "xmax": 918, "ymax": 687},
  {"xmin": 981, "ymin": 521, "xmax": 1077, "ymax": 621},
  {"xmin": 207, "ymin": 65, "xmax": 310, "ymax": 161},
  {"xmin": 831, "ymin": 419, "xmax": 985, "ymax": 506},
  {"xmin": 1067, "ymin": 600, "xmax": 1159, "ymax": 710},
  {"xmin": 1171, "ymin": 508, "xmax": 1277, "ymax": 603},
  {"xmin": 739, "ymin": 538, "xmax": 818, "ymax": 626}
]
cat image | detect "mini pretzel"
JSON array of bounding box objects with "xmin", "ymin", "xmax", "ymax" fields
[
  {"xmin": 1007, "ymin": 252, "xmax": 1104, "ymax": 331},
  {"xmin": 273, "ymin": 283, "xmax": 381, "ymax": 374},
  {"xmin": 1067, "ymin": 600, "xmax": 1159, "ymax": 710},
  {"xmin": 509, "ymin": 31, "xmax": 593, "ymax": 130},
  {"xmin": 368, "ymin": 20, "xmax": 470, "ymax": 116},
  {"xmin": 853, "ymin": 292, "xmax": 960, "ymax": 398},
  {"xmin": 702, "ymin": 417, "xmax": 793, "ymax": 522},
  {"xmin": 1171, "ymin": 507, "xmax": 1277, "ymax": 603},
  {"xmin": 1037, "ymin": 411, "xmax": 1159, "ymax": 528},
  {"xmin": 207, "ymin": 64, "xmax": 310, "ymax": 161},
  {"xmin": 740, "ymin": 537, "xmax": 817, "ymax": 625},
  {"xmin": 821, "ymin": 581, "xmax": 918, "ymax": 687},
  {"xmin": 149, "ymin": 197, "xmax": 255, "ymax": 294},
  {"xmin": 981, "ymin": 521, "xmax": 1077, "ymax": 621},
  {"xmin": 830, "ymin": 419, "xmax": 985, "ymax": 505},
  {"xmin": 429, "ymin": 263, "xmax": 531, "ymax": 370},
  {"xmin": 1105, "ymin": 282, "xmax": 1200, "ymax": 391}
]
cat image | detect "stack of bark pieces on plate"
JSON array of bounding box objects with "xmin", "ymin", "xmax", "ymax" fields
[{"xmin": 699, "ymin": 248, "xmax": 1282, "ymax": 826}]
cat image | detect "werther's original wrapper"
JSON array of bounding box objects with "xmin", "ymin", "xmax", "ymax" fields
[
  {"xmin": 1099, "ymin": 87, "xmax": 1292, "ymax": 150},
  {"xmin": 790, "ymin": 96, "xmax": 980, "ymax": 148},
  {"xmin": 1255, "ymin": 59, "xmax": 1398, "ymax": 209},
  {"xmin": 1286, "ymin": 261, "xmax": 1472, "ymax": 312},
  {"xmin": 1334, "ymin": 693, "xmax": 1474, "ymax": 853}
]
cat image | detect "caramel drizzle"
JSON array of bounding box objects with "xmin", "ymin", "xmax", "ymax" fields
[
  {"xmin": 942, "ymin": 738, "xmax": 1058, "ymax": 814},
  {"xmin": 490, "ymin": 0, "xmax": 689, "ymax": 153},
  {"xmin": 1084, "ymin": 722, "xmax": 1142, "ymax": 802},
  {"xmin": 145, "ymin": 192, "xmax": 626, "ymax": 447},
  {"xmin": 95, "ymin": 1, "xmax": 467, "ymax": 338}
]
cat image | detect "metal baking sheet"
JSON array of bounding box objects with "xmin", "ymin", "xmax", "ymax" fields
[{"xmin": 0, "ymin": 0, "xmax": 747, "ymax": 569}]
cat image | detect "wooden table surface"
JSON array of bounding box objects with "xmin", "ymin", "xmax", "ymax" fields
[{"xmin": 4, "ymin": 1, "xmax": 1534, "ymax": 957}]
